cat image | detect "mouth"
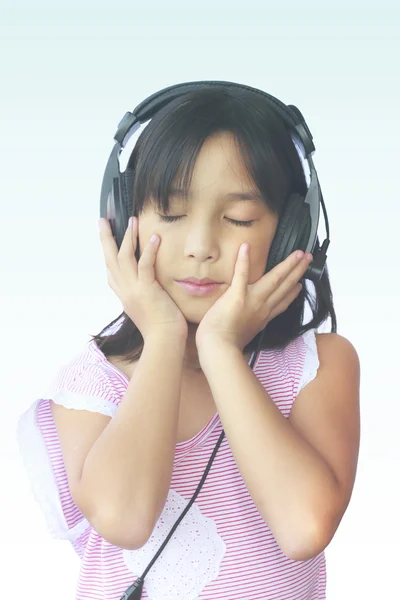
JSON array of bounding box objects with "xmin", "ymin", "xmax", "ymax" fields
[
  {"xmin": 175, "ymin": 280, "xmax": 222, "ymax": 296},
  {"xmin": 178, "ymin": 278, "xmax": 220, "ymax": 285}
]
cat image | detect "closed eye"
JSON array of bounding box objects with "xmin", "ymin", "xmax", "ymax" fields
[{"xmin": 158, "ymin": 215, "xmax": 255, "ymax": 227}]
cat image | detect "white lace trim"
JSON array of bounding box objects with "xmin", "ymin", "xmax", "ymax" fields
[
  {"xmin": 50, "ymin": 390, "xmax": 118, "ymax": 417},
  {"xmin": 16, "ymin": 399, "xmax": 90, "ymax": 542},
  {"xmin": 297, "ymin": 329, "xmax": 320, "ymax": 395},
  {"xmin": 123, "ymin": 489, "xmax": 226, "ymax": 600}
]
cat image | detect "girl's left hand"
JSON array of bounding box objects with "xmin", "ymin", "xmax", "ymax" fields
[{"xmin": 195, "ymin": 243, "xmax": 313, "ymax": 352}]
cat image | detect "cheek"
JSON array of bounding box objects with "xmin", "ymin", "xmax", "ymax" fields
[
  {"xmin": 248, "ymin": 245, "xmax": 270, "ymax": 282},
  {"xmin": 151, "ymin": 247, "xmax": 172, "ymax": 284}
]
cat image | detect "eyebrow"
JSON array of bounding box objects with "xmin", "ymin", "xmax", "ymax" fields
[{"xmin": 169, "ymin": 187, "xmax": 264, "ymax": 203}]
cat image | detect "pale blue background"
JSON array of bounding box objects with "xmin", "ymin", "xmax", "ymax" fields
[{"xmin": 2, "ymin": 1, "xmax": 399, "ymax": 598}]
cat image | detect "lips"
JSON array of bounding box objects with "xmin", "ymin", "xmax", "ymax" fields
[
  {"xmin": 179, "ymin": 278, "xmax": 219, "ymax": 285},
  {"xmin": 176, "ymin": 280, "xmax": 221, "ymax": 296}
]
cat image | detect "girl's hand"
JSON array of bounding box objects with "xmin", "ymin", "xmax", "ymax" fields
[
  {"xmin": 98, "ymin": 217, "xmax": 188, "ymax": 341},
  {"xmin": 195, "ymin": 244, "xmax": 313, "ymax": 352}
]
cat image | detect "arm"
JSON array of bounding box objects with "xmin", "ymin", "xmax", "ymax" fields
[
  {"xmin": 198, "ymin": 339, "xmax": 340, "ymax": 561},
  {"xmin": 80, "ymin": 331, "xmax": 186, "ymax": 549}
]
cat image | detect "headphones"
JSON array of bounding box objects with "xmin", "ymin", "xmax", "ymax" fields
[{"xmin": 99, "ymin": 81, "xmax": 331, "ymax": 600}]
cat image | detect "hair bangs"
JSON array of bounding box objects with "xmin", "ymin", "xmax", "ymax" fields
[{"xmin": 127, "ymin": 88, "xmax": 306, "ymax": 218}]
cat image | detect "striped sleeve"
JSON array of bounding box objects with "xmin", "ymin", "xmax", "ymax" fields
[
  {"xmin": 44, "ymin": 358, "xmax": 120, "ymax": 416},
  {"xmin": 16, "ymin": 357, "xmax": 122, "ymax": 546}
]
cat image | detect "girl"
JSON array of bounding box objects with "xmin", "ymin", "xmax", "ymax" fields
[{"xmin": 17, "ymin": 82, "xmax": 360, "ymax": 600}]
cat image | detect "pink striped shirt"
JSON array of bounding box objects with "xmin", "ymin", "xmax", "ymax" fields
[{"xmin": 17, "ymin": 329, "xmax": 326, "ymax": 599}]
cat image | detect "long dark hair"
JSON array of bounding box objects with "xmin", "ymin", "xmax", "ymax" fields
[{"xmin": 90, "ymin": 87, "xmax": 336, "ymax": 364}]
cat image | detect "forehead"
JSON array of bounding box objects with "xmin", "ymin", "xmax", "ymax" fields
[
  {"xmin": 168, "ymin": 186, "xmax": 264, "ymax": 205},
  {"xmin": 170, "ymin": 133, "xmax": 263, "ymax": 204}
]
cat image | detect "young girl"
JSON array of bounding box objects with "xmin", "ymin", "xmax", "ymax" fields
[{"xmin": 17, "ymin": 82, "xmax": 360, "ymax": 600}]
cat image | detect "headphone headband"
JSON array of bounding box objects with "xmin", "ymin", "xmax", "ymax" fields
[{"xmin": 114, "ymin": 80, "xmax": 316, "ymax": 158}]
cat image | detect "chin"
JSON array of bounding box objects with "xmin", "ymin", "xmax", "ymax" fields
[
  {"xmin": 181, "ymin": 310, "xmax": 206, "ymax": 325},
  {"xmin": 167, "ymin": 285, "xmax": 221, "ymax": 325},
  {"xmin": 173, "ymin": 302, "xmax": 209, "ymax": 325}
]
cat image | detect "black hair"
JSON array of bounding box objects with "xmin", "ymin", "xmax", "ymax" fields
[{"xmin": 89, "ymin": 87, "xmax": 336, "ymax": 364}]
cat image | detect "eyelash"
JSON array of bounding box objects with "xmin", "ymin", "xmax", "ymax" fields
[{"xmin": 158, "ymin": 215, "xmax": 255, "ymax": 227}]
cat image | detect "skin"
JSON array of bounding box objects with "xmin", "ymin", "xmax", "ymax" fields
[{"xmin": 136, "ymin": 131, "xmax": 279, "ymax": 372}]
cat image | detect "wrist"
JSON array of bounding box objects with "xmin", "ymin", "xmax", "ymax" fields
[
  {"xmin": 145, "ymin": 328, "xmax": 187, "ymax": 348},
  {"xmin": 197, "ymin": 337, "xmax": 241, "ymax": 362}
]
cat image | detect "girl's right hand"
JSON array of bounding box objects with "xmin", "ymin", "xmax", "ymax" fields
[{"xmin": 98, "ymin": 216, "xmax": 188, "ymax": 342}]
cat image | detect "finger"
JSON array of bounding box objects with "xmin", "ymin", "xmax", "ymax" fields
[
  {"xmin": 120, "ymin": 217, "xmax": 137, "ymax": 254},
  {"xmin": 137, "ymin": 233, "xmax": 160, "ymax": 284},
  {"xmin": 279, "ymin": 253, "xmax": 311, "ymax": 295},
  {"xmin": 275, "ymin": 250, "xmax": 306, "ymax": 284},
  {"xmin": 98, "ymin": 218, "xmax": 121, "ymax": 275},
  {"xmin": 118, "ymin": 217, "xmax": 139, "ymax": 280},
  {"xmin": 269, "ymin": 256, "xmax": 312, "ymax": 306},
  {"xmin": 231, "ymin": 243, "xmax": 250, "ymax": 296},
  {"xmin": 260, "ymin": 251, "xmax": 310, "ymax": 305},
  {"xmin": 267, "ymin": 283, "xmax": 302, "ymax": 322}
]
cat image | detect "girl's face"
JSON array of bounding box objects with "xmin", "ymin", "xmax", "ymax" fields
[{"xmin": 137, "ymin": 131, "xmax": 279, "ymax": 325}]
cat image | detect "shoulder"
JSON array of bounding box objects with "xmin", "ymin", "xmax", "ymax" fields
[
  {"xmin": 289, "ymin": 330, "xmax": 361, "ymax": 443},
  {"xmin": 314, "ymin": 332, "xmax": 360, "ymax": 371}
]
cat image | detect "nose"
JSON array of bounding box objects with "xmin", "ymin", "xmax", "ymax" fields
[{"xmin": 184, "ymin": 224, "xmax": 219, "ymax": 261}]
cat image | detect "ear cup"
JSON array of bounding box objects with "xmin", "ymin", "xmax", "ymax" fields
[
  {"xmin": 108, "ymin": 177, "xmax": 129, "ymax": 251},
  {"xmin": 266, "ymin": 193, "xmax": 311, "ymax": 273},
  {"xmin": 120, "ymin": 166, "xmax": 134, "ymax": 220},
  {"xmin": 119, "ymin": 166, "xmax": 141, "ymax": 261}
]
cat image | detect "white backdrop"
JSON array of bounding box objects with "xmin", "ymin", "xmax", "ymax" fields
[{"xmin": 2, "ymin": 1, "xmax": 399, "ymax": 598}]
